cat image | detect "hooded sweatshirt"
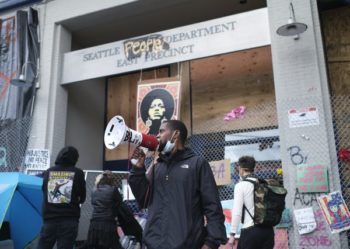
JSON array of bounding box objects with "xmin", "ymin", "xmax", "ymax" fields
[
  {"xmin": 42, "ymin": 146, "xmax": 86, "ymax": 220},
  {"xmin": 129, "ymin": 147, "xmax": 227, "ymax": 249}
]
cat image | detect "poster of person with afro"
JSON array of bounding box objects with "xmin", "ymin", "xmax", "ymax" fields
[{"xmin": 137, "ymin": 80, "xmax": 181, "ymax": 135}]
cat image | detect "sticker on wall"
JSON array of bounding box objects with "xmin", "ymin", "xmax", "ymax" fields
[
  {"xmin": 296, "ymin": 164, "xmax": 329, "ymax": 193},
  {"xmin": 318, "ymin": 191, "xmax": 350, "ymax": 233},
  {"xmin": 294, "ymin": 207, "xmax": 317, "ymax": 235},
  {"xmin": 136, "ymin": 80, "xmax": 181, "ymax": 135},
  {"xmin": 288, "ymin": 106, "xmax": 320, "ymax": 128}
]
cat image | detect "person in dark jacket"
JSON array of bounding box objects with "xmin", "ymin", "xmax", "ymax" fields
[
  {"xmin": 37, "ymin": 146, "xmax": 86, "ymax": 249},
  {"xmin": 85, "ymin": 171, "xmax": 123, "ymax": 249},
  {"xmin": 129, "ymin": 120, "xmax": 227, "ymax": 249}
]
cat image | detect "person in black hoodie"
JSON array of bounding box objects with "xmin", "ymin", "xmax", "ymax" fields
[
  {"xmin": 129, "ymin": 120, "xmax": 227, "ymax": 249},
  {"xmin": 37, "ymin": 146, "xmax": 86, "ymax": 249}
]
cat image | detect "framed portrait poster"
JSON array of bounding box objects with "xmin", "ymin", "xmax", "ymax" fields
[{"xmin": 137, "ymin": 80, "xmax": 181, "ymax": 135}]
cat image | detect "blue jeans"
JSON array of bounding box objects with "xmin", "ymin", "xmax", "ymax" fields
[{"xmin": 37, "ymin": 219, "xmax": 79, "ymax": 249}]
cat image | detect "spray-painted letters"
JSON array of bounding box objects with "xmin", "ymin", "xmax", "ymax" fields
[
  {"xmin": 287, "ymin": 145, "xmax": 308, "ymax": 165},
  {"xmin": 293, "ymin": 188, "xmax": 321, "ymax": 206},
  {"xmin": 299, "ymin": 208, "xmax": 332, "ymax": 247}
]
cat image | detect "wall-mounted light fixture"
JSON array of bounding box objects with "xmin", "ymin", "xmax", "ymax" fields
[
  {"xmin": 276, "ymin": 1, "xmax": 307, "ymax": 38},
  {"xmin": 11, "ymin": 60, "xmax": 39, "ymax": 88}
]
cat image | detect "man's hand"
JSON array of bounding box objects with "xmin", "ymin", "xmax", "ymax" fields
[
  {"xmin": 228, "ymin": 235, "xmax": 236, "ymax": 248},
  {"xmin": 130, "ymin": 147, "xmax": 146, "ymax": 168},
  {"xmin": 201, "ymin": 245, "xmax": 212, "ymax": 249}
]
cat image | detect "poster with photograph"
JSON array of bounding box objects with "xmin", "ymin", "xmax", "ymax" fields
[
  {"xmin": 318, "ymin": 191, "xmax": 350, "ymax": 233},
  {"xmin": 137, "ymin": 80, "xmax": 181, "ymax": 135}
]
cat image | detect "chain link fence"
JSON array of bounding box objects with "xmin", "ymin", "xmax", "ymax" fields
[
  {"xmin": 186, "ymin": 95, "xmax": 350, "ymax": 249},
  {"xmin": 0, "ymin": 116, "xmax": 32, "ymax": 172},
  {"xmin": 2, "ymin": 96, "xmax": 350, "ymax": 248},
  {"xmin": 188, "ymin": 101, "xmax": 280, "ymax": 201},
  {"xmin": 332, "ymin": 95, "xmax": 350, "ymax": 248}
]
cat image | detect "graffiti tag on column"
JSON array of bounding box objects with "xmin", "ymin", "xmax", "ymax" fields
[
  {"xmin": 287, "ymin": 145, "xmax": 308, "ymax": 165},
  {"xmin": 293, "ymin": 188, "xmax": 321, "ymax": 206},
  {"xmin": 299, "ymin": 208, "xmax": 332, "ymax": 247}
]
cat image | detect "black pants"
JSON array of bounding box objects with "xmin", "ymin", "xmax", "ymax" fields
[
  {"xmin": 37, "ymin": 219, "xmax": 79, "ymax": 249},
  {"xmin": 237, "ymin": 226, "xmax": 274, "ymax": 249}
]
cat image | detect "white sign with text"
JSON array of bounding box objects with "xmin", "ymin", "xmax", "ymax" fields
[
  {"xmin": 288, "ymin": 106, "xmax": 320, "ymax": 128},
  {"xmin": 62, "ymin": 8, "xmax": 270, "ymax": 84},
  {"xmin": 294, "ymin": 207, "xmax": 317, "ymax": 235},
  {"xmin": 24, "ymin": 149, "xmax": 50, "ymax": 171}
]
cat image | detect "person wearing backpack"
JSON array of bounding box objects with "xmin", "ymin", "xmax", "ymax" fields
[{"xmin": 228, "ymin": 156, "xmax": 275, "ymax": 249}]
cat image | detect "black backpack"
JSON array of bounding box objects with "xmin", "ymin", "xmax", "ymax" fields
[{"xmin": 243, "ymin": 178, "xmax": 287, "ymax": 227}]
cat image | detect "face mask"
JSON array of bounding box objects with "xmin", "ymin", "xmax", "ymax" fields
[
  {"xmin": 161, "ymin": 140, "xmax": 175, "ymax": 155},
  {"xmin": 159, "ymin": 131, "xmax": 176, "ymax": 155}
]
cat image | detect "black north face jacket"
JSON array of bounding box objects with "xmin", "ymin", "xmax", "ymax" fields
[{"xmin": 129, "ymin": 148, "xmax": 227, "ymax": 249}]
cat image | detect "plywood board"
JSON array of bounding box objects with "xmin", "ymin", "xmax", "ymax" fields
[
  {"xmin": 105, "ymin": 68, "xmax": 169, "ymax": 161},
  {"xmin": 190, "ymin": 46, "xmax": 276, "ymax": 134},
  {"xmin": 322, "ymin": 7, "xmax": 350, "ymax": 62}
]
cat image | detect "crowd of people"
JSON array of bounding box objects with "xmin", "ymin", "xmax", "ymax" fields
[{"xmin": 37, "ymin": 119, "xmax": 276, "ymax": 249}]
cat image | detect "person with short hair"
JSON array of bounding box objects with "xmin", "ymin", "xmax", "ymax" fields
[
  {"xmin": 38, "ymin": 146, "xmax": 86, "ymax": 249},
  {"xmin": 228, "ymin": 156, "xmax": 274, "ymax": 249},
  {"xmin": 129, "ymin": 120, "xmax": 227, "ymax": 249}
]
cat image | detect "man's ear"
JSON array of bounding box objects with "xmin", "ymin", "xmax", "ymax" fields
[{"xmin": 171, "ymin": 130, "xmax": 180, "ymax": 142}]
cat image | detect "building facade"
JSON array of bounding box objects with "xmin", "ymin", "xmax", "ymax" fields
[{"xmin": 1, "ymin": 0, "xmax": 350, "ymax": 247}]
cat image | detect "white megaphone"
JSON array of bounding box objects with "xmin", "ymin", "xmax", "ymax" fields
[{"xmin": 104, "ymin": 115, "xmax": 158, "ymax": 151}]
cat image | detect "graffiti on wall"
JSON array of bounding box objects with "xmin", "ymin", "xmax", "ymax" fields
[
  {"xmin": 298, "ymin": 208, "xmax": 332, "ymax": 247},
  {"xmin": 287, "ymin": 145, "xmax": 308, "ymax": 166}
]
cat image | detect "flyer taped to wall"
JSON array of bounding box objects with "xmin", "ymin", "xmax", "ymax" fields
[{"xmin": 318, "ymin": 191, "xmax": 350, "ymax": 233}]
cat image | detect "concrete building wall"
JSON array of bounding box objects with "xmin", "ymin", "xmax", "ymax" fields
[
  {"xmin": 65, "ymin": 78, "xmax": 106, "ymax": 171},
  {"xmin": 27, "ymin": 0, "xmax": 136, "ymax": 162},
  {"xmin": 268, "ymin": 0, "xmax": 346, "ymax": 247}
]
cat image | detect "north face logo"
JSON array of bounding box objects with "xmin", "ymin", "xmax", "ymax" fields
[{"xmin": 181, "ymin": 164, "xmax": 189, "ymax": 169}]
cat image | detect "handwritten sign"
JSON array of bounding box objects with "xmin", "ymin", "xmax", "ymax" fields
[
  {"xmin": 294, "ymin": 207, "xmax": 317, "ymax": 234},
  {"xmin": 209, "ymin": 159, "xmax": 231, "ymax": 186},
  {"xmin": 296, "ymin": 164, "xmax": 329, "ymax": 193},
  {"xmin": 24, "ymin": 149, "xmax": 50, "ymax": 172}
]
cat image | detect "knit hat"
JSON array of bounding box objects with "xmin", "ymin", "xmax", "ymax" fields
[{"xmin": 55, "ymin": 146, "xmax": 79, "ymax": 166}]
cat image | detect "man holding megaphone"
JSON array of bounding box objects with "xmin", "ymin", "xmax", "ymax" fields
[{"xmin": 129, "ymin": 119, "xmax": 227, "ymax": 249}]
